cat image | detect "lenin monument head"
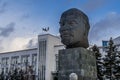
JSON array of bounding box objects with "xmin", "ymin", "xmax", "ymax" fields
[{"xmin": 59, "ymin": 8, "xmax": 90, "ymax": 48}]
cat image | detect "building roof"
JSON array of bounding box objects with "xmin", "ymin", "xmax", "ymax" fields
[
  {"xmin": 113, "ymin": 36, "xmax": 120, "ymax": 45},
  {"xmin": 54, "ymin": 45, "xmax": 64, "ymax": 47},
  {"xmin": 0, "ymin": 48, "xmax": 37, "ymax": 54},
  {"xmin": 38, "ymin": 33, "xmax": 60, "ymax": 39}
]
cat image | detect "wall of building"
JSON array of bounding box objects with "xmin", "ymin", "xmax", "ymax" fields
[
  {"xmin": 0, "ymin": 34, "xmax": 65, "ymax": 80},
  {"xmin": 0, "ymin": 48, "xmax": 37, "ymax": 75},
  {"xmin": 38, "ymin": 34, "xmax": 64, "ymax": 80}
]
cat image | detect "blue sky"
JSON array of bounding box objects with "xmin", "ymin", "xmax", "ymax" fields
[{"xmin": 0, "ymin": 0, "xmax": 120, "ymax": 52}]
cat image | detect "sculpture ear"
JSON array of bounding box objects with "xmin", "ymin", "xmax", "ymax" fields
[{"xmin": 83, "ymin": 23, "xmax": 86, "ymax": 36}]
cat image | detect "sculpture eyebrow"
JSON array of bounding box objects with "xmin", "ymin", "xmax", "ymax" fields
[
  {"xmin": 59, "ymin": 21, "xmax": 63, "ymax": 24},
  {"xmin": 59, "ymin": 21, "xmax": 61, "ymax": 24},
  {"xmin": 69, "ymin": 20, "xmax": 77, "ymax": 23},
  {"xmin": 63, "ymin": 20, "xmax": 77, "ymax": 25}
]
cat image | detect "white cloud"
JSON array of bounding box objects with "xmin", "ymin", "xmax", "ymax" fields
[
  {"xmin": 9, "ymin": 37, "xmax": 30, "ymax": 50},
  {"xmin": 89, "ymin": 12, "xmax": 120, "ymax": 46},
  {"xmin": 0, "ymin": 36, "xmax": 37, "ymax": 53},
  {"xmin": 0, "ymin": 39, "xmax": 4, "ymax": 51},
  {"xmin": 0, "ymin": 1, "xmax": 7, "ymax": 14},
  {"xmin": 82, "ymin": 0, "xmax": 108, "ymax": 12},
  {"xmin": 0, "ymin": 22, "xmax": 15, "ymax": 37},
  {"xmin": 25, "ymin": 37, "xmax": 37, "ymax": 49},
  {"xmin": 20, "ymin": 13, "xmax": 30, "ymax": 20}
]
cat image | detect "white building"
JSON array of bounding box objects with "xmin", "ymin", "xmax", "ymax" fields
[
  {"xmin": 0, "ymin": 48, "xmax": 37, "ymax": 74},
  {"xmin": 113, "ymin": 36, "xmax": 120, "ymax": 51},
  {"xmin": 0, "ymin": 34, "xmax": 65, "ymax": 80}
]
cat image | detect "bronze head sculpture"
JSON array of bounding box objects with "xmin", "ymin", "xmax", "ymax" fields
[{"xmin": 59, "ymin": 8, "xmax": 90, "ymax": 48}]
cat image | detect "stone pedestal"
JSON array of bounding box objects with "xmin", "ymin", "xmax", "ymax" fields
[{"xmin": 58, "ymin": 47, "xmax": 97, "ymax": 80}]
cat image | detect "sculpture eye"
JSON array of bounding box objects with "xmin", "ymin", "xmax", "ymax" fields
[
  {"xmin": 59, "ymin": 22, "xmax": 65, "ymax": 26},
  {"xmin": 69, "ymin": 21, "xmax": 76, "ymax": 25},
  {"xmin": 62, "ymin": 23, "xmax": 65, "ymax": 26}
]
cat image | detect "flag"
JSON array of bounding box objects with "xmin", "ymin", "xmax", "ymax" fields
[
  {"xmin": 102, "ymin": 40, "xmax": 109, "ymax": 47},
  {"xmin": 42, "ymin": 27, "xmax": 49, "ymax": 32},
  {"xmin": 102, "ymin": 40, "xmax": 109, "ymax": 51}
]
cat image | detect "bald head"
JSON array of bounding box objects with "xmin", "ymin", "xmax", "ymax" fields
[{"xmin": 59, "ymin": 8, "xmax": 90, "ymax": 48}]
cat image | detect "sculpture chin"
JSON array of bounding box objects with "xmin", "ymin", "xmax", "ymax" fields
[
  {"xmin": 61, "ymin": 39, "xmax": 71, "ymax": 46},
  {"xmin": 62, "ymin": 40, "xmax": 89, "ymax": 49}
]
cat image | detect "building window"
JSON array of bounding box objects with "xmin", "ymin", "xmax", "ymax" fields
[
  {"xmin": 38, "ymin": 40, "xmax": 47, "ymax": 80},
  {"xmin": 32, "ymin": 54, "xmax": 37, "ymax": 65},
  {"xmin": 55, "ymin": 54, "xmax": 58, "ymax": 71},
  {"xmin": 1, "ymin": 57, "xmax": 9, "ymax": 74},
  {"xmin": 32, "ymin": 54, "xmax": 37, "ymax": 73},
  {"xmin": 11, "ymin": 56, "xmax": 19, "ymax": 69},
  {"xmin": 1, "ymin": 57, "xmax": 9, "ymax": 67},
  {"xmin": 21, "ymin": 55, "xmax": 30, "ymax": 70}
]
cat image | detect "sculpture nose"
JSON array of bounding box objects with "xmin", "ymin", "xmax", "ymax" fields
[
  {"xmin": 60, "ymin": 26, "xmax": 70, "ymax": 32},
  {"xmin": 60, "ymin": 28, "xmax": 69, "ymax": 36}
]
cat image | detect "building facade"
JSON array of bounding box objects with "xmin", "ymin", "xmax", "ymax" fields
[
  {"xmin": 0, "ymin": 34, "xmax": 64, "ymax": 80},
  {"xmin": 0, "ymin": 48, "xmax": 38, "ymax": 79}
]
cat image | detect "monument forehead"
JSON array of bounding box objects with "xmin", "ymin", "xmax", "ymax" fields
[{"xmin": 59, "ymin": 8, "xmax": 90, "ymax": 49}]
